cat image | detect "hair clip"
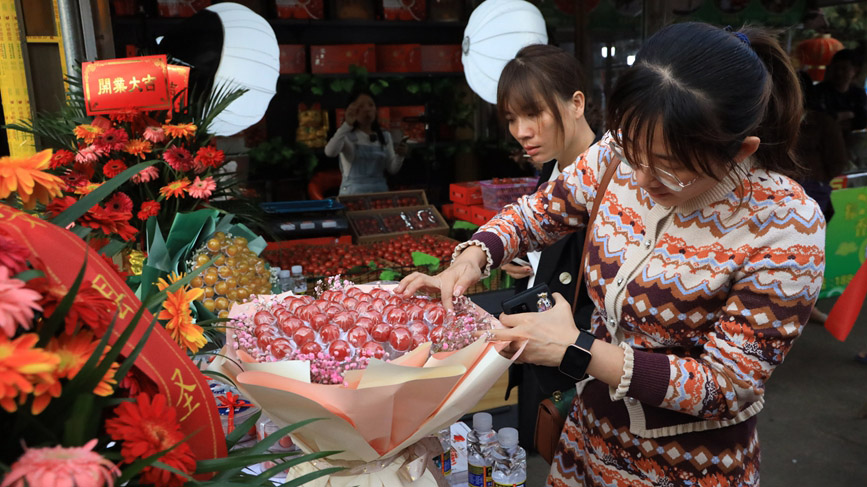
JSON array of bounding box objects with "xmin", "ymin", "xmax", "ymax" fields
[{"xmin": 724, "ymin": 25, "xmax": 751, "ymax": 47}]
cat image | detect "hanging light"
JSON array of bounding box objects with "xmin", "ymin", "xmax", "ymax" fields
[{"xmin": 461, "ymin": 0, "xmax": 548, "ymax": 104}]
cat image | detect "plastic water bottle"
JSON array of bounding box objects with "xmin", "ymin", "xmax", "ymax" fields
[
  {"xmin": 291, "ymin": 265, "xmax": 307, "ymax": 294},
  {"xmin": 278, "ymin": 269, "xmax": 292, "ymax": 293},
  {"xmin": 431, "ymin": 426, "xmax": 452, "ymax": 476},
  {"xmin": 491, "ymin": 427, "xmax": 526, "ymax": 487},
  {"xmin": 467, "ymin": 412, "xmax": 497, "ymax": 487}
]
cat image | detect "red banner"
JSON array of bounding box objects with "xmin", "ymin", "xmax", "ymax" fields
[
  {"xmin": 82, "ymin": 55, "xmax": 172, "ymax": 115},
  {"xmin": 168, "ymin": 64, "xmax": 190, "ymax": 113},
  {"xmin": 0, "ymin": 205, "xmax": 226, "ymax": 462}
]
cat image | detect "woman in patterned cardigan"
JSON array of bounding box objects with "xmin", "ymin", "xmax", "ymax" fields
[{"xmin": 398, "ymin": 23, "xmax": 824, "ymax": 486}]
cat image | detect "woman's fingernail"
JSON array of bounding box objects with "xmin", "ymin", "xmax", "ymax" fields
[{"xmin": 453, "ymin": 286, "xmax": 463, "ymax": 296}]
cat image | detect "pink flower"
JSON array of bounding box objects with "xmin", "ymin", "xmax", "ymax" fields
[
  {"xmin": 74, "ymin": 146, "xmax": 100, "ymax": 165},
  {"xmin": 186, "ymin": 176, "xmax": 216, "ymax": 199},
  {"xmin": 1, "ymin": 439, "xmax": 120, "ymax": 487},
  {"xmin": 163, "ymin": 147, "xmax": 195, "ymax": 172},
  {"xmin": 0, "ymin": 231, "xmax": 29, "ymax": 275},
  {"xmin": 143, "ymin": 126, "xmax": 166, "ymax": 144},
  {"xmin": 0, "ymin": 266, "xmax": 42, "ymax": 338},
  {"xmin": 131, "ymin": 166, "xmax": 159, "ymax": 184}
]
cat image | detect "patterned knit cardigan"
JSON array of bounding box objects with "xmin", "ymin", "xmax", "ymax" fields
[{"xmin": 471, "ymin": 132, "xmax": 825, "ymax": 437}]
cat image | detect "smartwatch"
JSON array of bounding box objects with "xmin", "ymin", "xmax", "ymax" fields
[{"xmin": 558, "ymin": 330, "xmax": 595, "ymax": 381}]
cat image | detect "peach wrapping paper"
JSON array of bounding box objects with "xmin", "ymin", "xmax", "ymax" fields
[{"xmin": 211, "ymin": 286, "xmax": 521, "ymax": 486}]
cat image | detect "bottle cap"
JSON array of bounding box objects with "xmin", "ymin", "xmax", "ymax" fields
[
  {"xmin": 278, "ymin": 270, "xmax": 292, "ymax": 278},
  {"xmin": 497, "ymin": 427, "xmax": 519, "ymax": 447},
  {"xmin": 291, "ymin": 265, "xmax": 303, "ymax": 274},
  {"xmin": 473, "ymin": 412, "xmax": 493, "ymax": 432}
]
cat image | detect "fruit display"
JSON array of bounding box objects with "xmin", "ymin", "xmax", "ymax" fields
[
  {"xmin": 480, "ymin": 177, "xmax": 537, "ymax": 210},
  {"xmin": 189, "ymin": 232, "xmax": 273, "ymax": 319},
  {"xmin": 348, "ymin": 205, "xmax": 447, "ymax": 242},
  {"xmin": 338, "ymin": 190, "xmax": 427, "ymax": 211},
  {"xmin": 363, "ymin": 234, "xmax": 456, "ymax": 267},
  {"xmin": 229, "ymin": 283, "xmax": 494, "ymax": 384}
]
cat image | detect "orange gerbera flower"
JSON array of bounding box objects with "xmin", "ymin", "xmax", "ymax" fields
[
  {"xmin": 73, "ymin": 124, "xmax": 103, "ymax": 144},
  {"xmin": 0, "ymin": 150, "xmax": 65, "ymax": 210},
  {"xmin": 0, "ymin": 334, "xmax": 60, "ymax": 414},
  {"xmin": 162, "ymin": 123, "xmax": 197, "ymax": 139},
  {"xmin": 159, "ymin": 178, "xmax": 191, "ymax": 199},
  {"xmin": 124, "ymin": 139, "xmax": 152, "ymax": 159},
  {"xmin": 28, "ymin": 277, "xmax": 116, "ymax": 336},
  {"xmin": 73, "ymin": 182, "xmax": 102, "ymax": 195},
  {"xmin": 48, "ymin": 331, "xmax": 118, "ymax": 397},
  {"xmin": 157, "ymin": 282, "xmax": 206, "ymax": 353},
  {"xmin": 105, "ymin": 393, "xmax": 197, "ymax": 487}
]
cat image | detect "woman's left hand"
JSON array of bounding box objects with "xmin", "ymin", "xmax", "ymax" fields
[
  {"xmin": 482, "ymin": 292, "xmax": 581, "ymax": 367},
  {"xmin": 395, "ymin": 138, "xmax": 409, "ymax": 157}
]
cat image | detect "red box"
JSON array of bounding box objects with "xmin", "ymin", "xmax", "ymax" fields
[
  {"xmin": 441, "ymin": 203, "xmax": 455, "ymax": 220},
  {"xmin": 453, "ymin": 204, "xmax": 473, "ymax": 222},
  {"xmin": 376, "ymin": 44, "xmax": 422, "ymax": 73},
  {"xmin": 469, "ymin": 205, "xmax": 498, "ymax": 226},
  {"xmin": 388, "ymin": 106, "xmax": 425, "ymax": 143},
  {"xmin": 275, "ymin": 0, "xmax": 324, "ymax": 19},
  {"xmin": 480, "ymin": 177, "xmax": 537, "ymax": 210},
  {"xmin": 157, "ymin": 0, "xmax": 210, "ymax": 17},
  {"xmin": 310, "ymin": 44, "xmax": 376, "ymax": 74},
  {"xmin": 449, "ymin": 181, "xmax": 482, "ymax": 205},
  {"xmin": 279, "ymin": 45, "xmax": 307, "ymax": 74},
  {"xmin": 332, "ymin": 0, "xmax": 375, "ymax": 20},
  {"xmin": 420, "ymin": 45, "xmax": 463, "ymax": 73},
  {"xmin": 335, "ymin": 107, "xmax": 390, "ymax": 129},
  {"xmin": 382, "ymin": 0, "xmax": 426, "ymax": 21}
]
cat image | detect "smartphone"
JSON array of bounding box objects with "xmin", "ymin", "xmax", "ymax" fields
[
  {"xmin": 511, "ymin": 257, "xmax": 530, "ymax": 267},
  {"xmin": 501, "ymin": 283, "xmax": 551, "ymax": 314}
]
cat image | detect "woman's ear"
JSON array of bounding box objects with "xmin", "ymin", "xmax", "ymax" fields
[
  {"xmin": 571, "ymin": 91, "xmax": 586, "ymax": 120},
  {"xmin": 733, "ymin": 136, "xmax": 761, "ymax": 163}
]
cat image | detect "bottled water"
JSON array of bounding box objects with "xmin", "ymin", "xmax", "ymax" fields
[
  {"xmin": 467, "ymin": 412, "xmax": 497, "ymax": 487},
  {"xmin": 277, "ymin": 269, "xmax": 292, "ymax": 293},
  {"xmin": 491, "ymin": 427, "xmax": 526, "ymax": 487},
  {"xmin": 432, "ymin": 426, "xmax": 452, "ymax": 476},
  {"xmin": 291, "ymin": 265, "xmax": 307, "ymax": 294}
]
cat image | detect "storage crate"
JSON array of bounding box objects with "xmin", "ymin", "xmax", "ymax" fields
[
  {"xmin": 338, "ymin": 189, "xmax": 428, "ymax": 211},
  {"xmin": 469, "ymin": 205, "xmax": 498, "ymax": 226},
  {"xmin": 440, "ymin": 203, "xmax": 455, "ymax": 220},
  {"xmin": 449, "ymin": 181, "xmax": 482, "ymax": 205},
  {"xmin": 453, "ymin": 203, "xmax": 473, "ymax": 222},
  {"xmin": 348, "ymin": 205, "xmax": 449, "ymax": 243},
  {"xmin": 480, "ymin": 177, "xmax": 537, "ymax": 210}
]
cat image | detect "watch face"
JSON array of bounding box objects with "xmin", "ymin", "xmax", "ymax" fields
[{"xmin": 559, "ymin": 344, "xmax": 592, "ymax": 381}]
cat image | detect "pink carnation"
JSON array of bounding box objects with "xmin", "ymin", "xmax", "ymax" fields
[{"xmin": 143, "ymin": 126, "xmax": 166, "ymax": 144}]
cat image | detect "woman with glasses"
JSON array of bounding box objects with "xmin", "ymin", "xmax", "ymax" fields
[{"xmin": 398, "ymin": 22, "xmax": 824, "ymax": 485}]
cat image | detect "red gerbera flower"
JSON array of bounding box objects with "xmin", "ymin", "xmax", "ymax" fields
[
  {"xmin": 80, "ymin": 206, "xmax": 137, "ymax": 241},
  {"xmin": 0, "ymin": 229, "xmax": 30, "ymax": 275},
  {"xmin": 137, "ymin": 200, "xmax": 161, "ymax": 220},
  {"xmin": 106, "ymin": 192, "xmax": 133, "ymax": 213},
  {"xmin": 105, "ymin": 393, "xmax": 196, "ymax": 487},
  {"xmin": 108, "ymin": 109, "xmax": 140, "ymax": 123},
  {"xmin": 95, "ymin": 128, "xmax": 129, "ymax": 152},
  {"xmin": 102, "ymin": 159, "xmax": 128, "ymax": 178},
  {"xmin": 163, "ymin": 147, "xmax": 195, "ymax": 172},
  {"xmin": 46, "ymin": 195, "xmax": 78, "ymax": 218},
  {"xmin": 49, "ymin": 149, "xmax": 76, "ymax": 169},
  {"xmin": 193, "ymin": 146, "xmax": 225, "ymax": 172},
  {"xmin": 28, "ymin": 276, "xmax": 116, "ymax": 336}
]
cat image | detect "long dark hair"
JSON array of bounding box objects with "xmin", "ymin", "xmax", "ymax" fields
[
  {"xmin": 346, "ymin": 89, "xmax": 386, "ymax": 147},
  {"xmin": 497, "ymin": 44, "xmax": 597, "ymax": 142},
  {"xmin": 607, "ymin": 23, "xmax": 803, "ymax": 180}
]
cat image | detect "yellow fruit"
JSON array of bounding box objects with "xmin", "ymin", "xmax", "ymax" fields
[
  {"xmin": 254, "ymin": 261, "xmax": 266, "ymax": 273},
  {"xmin": 214, "ymin": 231, "xmax": 227, "ymax": 240},
  {"xmin": 237, "ymin": 287, "xmax": 250, "ymax": 300},
  {"xmin": 236, "ymin": 263, "xmax": 250, "ymax": 274},
  {"xmin": 190, "ymin": 276, "xmax": 204, "ymax": 288},
  {"xmin": 226, "ymin": 289, "xmax": 239, "ymax": 301},
  {"xmin": 225, "ymin": 244, "xmax": 239, "ymax": 257},
  {"xmin": 215, "ymin": 297, "xmax": 229, "ymax": 310},
  {"xmin": 225, "ymin": 276, "xmax": 238, "ymax": 289},
  {"xmin": 226, "ymin": 257, "xmax": 238, "ymax": 268},
  {"xmin": 206, "ymin": 238, "xmax": 221, "ymax": 252},
  {"xmin": 233, "ymin": 236, "xmax": 248, "ymax": 247},
  {"xmin": 204, "ymin": 287, "xmax": 215, "ymax": 298},
  {"xmin": 239, "ymin": 275, "xmax": 252, "ymax": 286},
  {"xmin": 218, "ymin": 310, "xmax": 230, "ymax": 319},
  {"xmin": 214, "ymin": 255, "xmax": 226, "ymax": 266},
  {"xmin": 202, "ymin": 298, "xmax": 216, "ymax": 312},
  {"xmin": 203, "ymin": 273, "xmax": 218, "ymax": 286},
  {"xmin": 215, "ymin": 281, "xmax": 228, "ymax": 295},
  {"xmin": 195, "ymin": 254, "xmax": 210, "ymax": 266}
]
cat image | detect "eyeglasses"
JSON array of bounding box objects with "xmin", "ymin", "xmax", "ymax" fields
[{"xmin": 607, "ymin": 141, "xmax": 699, "ymax": 192}]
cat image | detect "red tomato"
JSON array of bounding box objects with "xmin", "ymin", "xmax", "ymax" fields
[
  {"xmin": 342, "ymin": 297, "xmax": 359, "ymax": 309},
  {"xmin": 389, "ymin": 328, "xmax": 412, "ymax": 352},
  {"xmin": 333, "ymin": 311, "xmax": 358, "ymax": 331},
  {"xmin": 309, "ymin": 313, "xmax": 329, "ymax": 331},
  {"xmin": 360, "ymin": 310, "xmax": 382, "ymax": 323},
  {"xmin": 411, "ymin": 333, "xmax": 427, "ymax": 350},
  {"xmin": 253, "ymin": 310, "xmax": 277, "ymax": 327},
  {"xmin": 406, "ymin": 305, "xmax": 425, "ymax": 321},
  {"xmin": 371, "ymin": 323, "xmax": 392, "ymax": 342},
  {"xmin": 300, "ymin": 342, "xmax": 322, "ymax": 355},
  {"xmin": 292, "ymin": 327, "xmax": 315, "ymax": 346},
  {"xmin": 424, "ymin": 306, "xmax": 445, "ymax": 326},
  {"xmin": 355, "ymin": 316, "xmax": 375, "ymax": 332},
  {"xmin": 278, "ymin": 316, "xmax": 304, "ymax": 335},
  {"xmin": 371, "ymin": 298, "xmax": 387, "ymax": 313},
  {"xmin": 286, "ymin": 299, "xmax": 306, "ymax": 313},
  {"xmin": 270, "ymin": 338, "xmax": 293, "ymax": 359},
  {"xmin": 361, "ymin": 341, "xmax": 386, "ymax": 359},
  {"xmin": 325, "ymin": 304, "xmax": 344, "ymax": 319},
  {"xmin": 254, "ymin": 323, "xmax": 274, "ymax": 338},
  {"xmin": 320, "ymin": 324, "xmax": 341, "ymax": 342},
  {"xmin": 384, "ymin": 307, "xmax": 408, "ymax": 326},
  {"xmin": 257, "ymin": 333, "xmax": 277, "ymax": 349},
  {"xmin": 296, "ymin": 304, "xmax": 317, "ymax": 322},
  {"xmin": 329, "ymin": 340, "xmax": 352, "ymax": 361},
  {"xmin": 346, "ymin": 287, "xmax": 363, "ymax": 298},
  {"xmin": 347, "ymin": 326, "xmax": 369, "ymax": 347},
  {"xmin": 355, "ymin": 301, "xmax": 372, "ymax": 314}
]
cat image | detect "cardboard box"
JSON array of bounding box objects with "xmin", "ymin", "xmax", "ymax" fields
[
  {"xmin": 157, "ymin": 0, "xmax": 210, "ymax": 17},
  {"xmin": 388, "ymin": 106, "xmax": 425, "ymax": 143},
  {"xmin": 275, "ymin": 0, "xmax": 324, "ymax": 19},
  {"xmin": 420, "ymin": 45, "xmax": 463, "ymax": 73},
  {"xmin": 452, "ymin": 203, "xmax": 473, "ymax": 222},
  {"xmin": 348, "ymin": 205, "xmax": 448, "ymax": 243},
  {"xmin": 279, "ymin": 45, "xmax": 307, "ymax": 74},
  {"xmin": 376, "ymin": 44, "xmax": 422, "ymax": 73},
  {"xmin": 440, "ymin": 203, "xmax": 455, "ymax": 220},
  {"xmin": 338, "ymin": 189, "xmax": 428, "ymax": 211},
  {"xmin": 310, "ymin": 44, "xmax": 376, "ymax": 74},
  {"xmin": 469, "ymin": 205, "xmax": 498, "ymax": 226},
  {"xmin": 382, "ymin": 0, "xmax": 426, "ymax": 21},
  {"xmin": 449, "ymin": 181, "xmax": 482, "ymax": 205}
]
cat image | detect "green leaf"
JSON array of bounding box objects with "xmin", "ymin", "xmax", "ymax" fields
[
  {"xmin": 151, "ymin": 460, "xmax": 194, "ymax": 482},
  {"xmin": 51, "ymin": 159, "xmax": 158, "ymax": 228},
  {"xmin": 37, "ymin": 255, "xmax": 88, "ymax": 347},
  {"xmin": 196, "ymin": 451, "xmax": 297, "ymax": 473},
  {"xmin": 411, "ymin": 252, "xmax": 440, "ymax": 269},
  {"xmin": 407, "ymin": 84, "xmax": 420, "ymax": 94},
  {"xmin": 452, "ymin": 220, "xmax": 479, "ymax": 230},
  {"xmin": 367, "ymin": 260, "xmax": 377, "ymax": 270},
  {"xmin": 379, "ymin": 269, "xmax": 399, "ymax": 281},
  {"xmin": 329, "ymin": 79, "xmax": 344, "ymax": 92},
  {"xmin": 311, "ymin": 86, "xmax": 324, "ymax": 96},
  {"xmin": 63, "ymin": 392, "xmax": 95, "ymax": 445},
  {"xmin": 370, "ymin": 83, "xmax": 383, "ymax": 96},
  {"xmin": 12, "ymin": 269, "xmax": 44, "ymax": 282},
  {"xmin": 98, "ymin": 238, "xmax": 126, "ymax": 257},
  {"xmin": 225, "ymin": 410, "xmax": 261, "ymax": 449}
]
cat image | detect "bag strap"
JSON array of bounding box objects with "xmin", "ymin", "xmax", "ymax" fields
[{"xmin": 572, "ymin": 160, "xmax": 620, "ymax": 313}]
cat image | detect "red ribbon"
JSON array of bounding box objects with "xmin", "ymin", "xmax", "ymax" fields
[{"xmin": 216, "ymin": 391, "xmax": 252, "ymax": 434}]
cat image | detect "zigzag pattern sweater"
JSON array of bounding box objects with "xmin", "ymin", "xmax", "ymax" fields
[{"xmin": 471, "ymin": 132, "xmax": 825, "ymax": 484}]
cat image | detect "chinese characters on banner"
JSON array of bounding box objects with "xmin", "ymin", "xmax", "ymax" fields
[
  {"xmin": 167, "ymin": 64, "xmax": 191, "ymax": 113},
  {"xmin": 82, "ymin": 55, "xmax": 172, "ymax": 115}
]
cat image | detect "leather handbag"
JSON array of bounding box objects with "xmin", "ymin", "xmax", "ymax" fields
[{"xmin": 534, "ymin": 158, "xmax": 620, "ymax": 464}]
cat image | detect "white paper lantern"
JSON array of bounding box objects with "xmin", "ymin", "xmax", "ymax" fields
[
  {"xmin": 205, "ymin": 2, "xmax": 279, "ymax": 136},
  {"xmin": 461, "ymin": 0, "xmax": 548, "ymax": 104}
]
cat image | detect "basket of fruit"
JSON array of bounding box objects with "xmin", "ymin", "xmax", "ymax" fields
[
  {"xmin": 338, "ymin": 189, "xmax": 428, "ymax": 211},
  {"xmin": 348, "ymin": 205, "xmax": 448, "ymax": 244}
]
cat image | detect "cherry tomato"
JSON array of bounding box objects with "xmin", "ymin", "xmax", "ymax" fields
[
  {"xmin": 361, "ymin": 341, "xmax": 386, "ymax": 359},
  {"xmin": 292, "ymin": 327, "xmax": 315, "ymax": 346}
]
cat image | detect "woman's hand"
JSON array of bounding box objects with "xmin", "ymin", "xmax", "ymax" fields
[
  {"xmin": 395, "ymin": 245, "xmax": 487, "ymax": 310},
  {"xmin": 501, "ymin": 262, "xmax": 533, "ymax": 279},
  {"xmin": 395, "ymin": 137, "xmax": 409, "ymax": 157},
  {"xmin": 483, "ymin": 292, "xmax": 580, "ymax": 367},
  {"xmin": 345, "ymin": 102, "xmax": 359, "ymax": 126}
]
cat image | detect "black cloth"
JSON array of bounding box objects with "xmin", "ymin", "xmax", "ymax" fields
[
  {"xmin": 504, "ymin": 159, "xmax": 596, "ymax": 452},
  {"xmin": 808, "ymin": 81, "xmax": 867, "ymax": 131}
]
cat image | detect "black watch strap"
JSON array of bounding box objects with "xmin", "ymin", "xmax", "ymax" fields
[{"xmin": 558, "ymin": 331, "xmax": 595, "ymax": 381}]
